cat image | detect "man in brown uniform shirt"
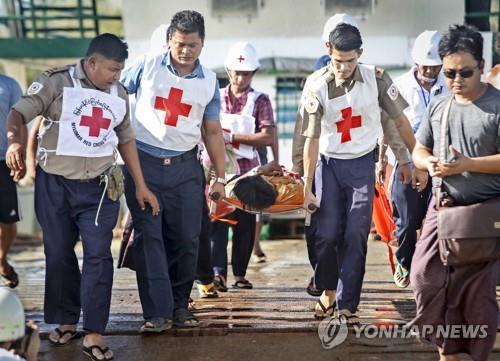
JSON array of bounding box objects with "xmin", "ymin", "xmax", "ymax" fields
[
  {"xmin": 298, "ymin": 21, "xmax": 426, "ymax": 321},
  {"xmin": 5, "ymin": 34, "xmax": 158, "ymax": 361}
]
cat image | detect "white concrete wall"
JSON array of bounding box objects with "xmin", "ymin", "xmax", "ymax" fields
[{"xmin": 122, "ymin": 0, "xmax": 465, "ymax": 67}]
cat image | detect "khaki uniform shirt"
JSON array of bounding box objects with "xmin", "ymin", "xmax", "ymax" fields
[
  {"xmin": 292, "ymin": 64, "xmax": 409, "ymax": 174},
  {"xmin": 13, "ymin": 60, "xmax": 134, "ymax": 180}
]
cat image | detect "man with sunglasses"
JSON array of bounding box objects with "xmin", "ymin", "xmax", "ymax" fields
[
  {"xmin": 299, "ymin": 20, "xmax": 418, "ymax": 322},
  {"xmin": 412, "ymin": 24, "xmax": 500, "ymax": 361},
  {"xmin": 379, "ymin": 30, "xmax": 447, "ymax": 289}
]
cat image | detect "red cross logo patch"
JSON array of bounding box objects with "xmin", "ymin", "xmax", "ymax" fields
[
  {"xmin": 154, "ymin": 87, "xmax": 192, "ymax": 127},
  {"xmin": 79, "ymin": 107, "xmax": 111, "ymax": 137},
  {"xmin": 336, "ymin": 107, "xmax": 362, "ymax": 143},
  {"xmin": 237, "ymin": 55, "xmax": 245, "ymax": 63}
]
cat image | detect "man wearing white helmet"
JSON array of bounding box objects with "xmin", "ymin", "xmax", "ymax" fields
[
  {"xmin": 0, "ymin": 289, "xmax": 39, "ymax": 361},
  {"xmin": 210, "ymin": 41, "xmax": 275, "ymax": 291},
  {"xmin": 381, "ymin": 30, "xmax": 447, "ymax": 289},
  {"xmin": 299, "ymin": 17, "xmax": 423, "ymax": 322}
]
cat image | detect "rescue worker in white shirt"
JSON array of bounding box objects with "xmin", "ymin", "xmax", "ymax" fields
[
  {"xmin": 209, "ymin": 41, "xmax": 276, "ymax": 291},
  {"xmin": 120, "ymin": 10, "xmax": 226, "ymax": 330},
  {"xmin": 300, "ymin": 21, "xmax": 427, "ymax": 322},
  {"xmin": 379, "ymin": 30, "xmax": 447, "ymax": 288},
  {"xmin": 6, "ymin": 34, "xmax": 159, "ymax": 361}
]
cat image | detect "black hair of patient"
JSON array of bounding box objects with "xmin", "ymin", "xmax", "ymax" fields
[{"xmin": 233, "ymin": 175, "xmax": 278, "ymax": 210}]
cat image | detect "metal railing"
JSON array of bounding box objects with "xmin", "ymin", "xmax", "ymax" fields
[{"xmin": 0, "ymin": 0, "xmax": 122, "ymax": 38}]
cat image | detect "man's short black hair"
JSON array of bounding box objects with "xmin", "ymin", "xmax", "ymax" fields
[
  {"xmin": 169, "ymin": 10, "xmax": 205, "ymax": 41},
  {"xmin": 439, "ymin": 24, "xmax": 483, "ymax": 62},
  {"xmin": 86, "ymin": 33, "xmax": 128, "ymax": 62},
  {"xmin": 232, "ymin": 175, "xmax": 277, "ymax": 210},
  {"xmin": 329, "ymin": 23, "xmax": 362, "ymax": 52}
]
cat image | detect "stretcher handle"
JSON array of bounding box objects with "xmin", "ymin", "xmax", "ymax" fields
[
  {"xmin": 308, "ymin": 203, "xmax": 318, "ymax": 211},
  {"xmin": 210, "ymin": 192, "xmax": 221, "ymax": 201}
]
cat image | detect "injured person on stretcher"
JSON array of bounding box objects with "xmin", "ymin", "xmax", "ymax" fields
[{"xmin": 210, "ymin": 161, "xmax": 305, "ymax": 220}]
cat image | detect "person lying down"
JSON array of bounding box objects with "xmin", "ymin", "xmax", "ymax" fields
[{"xmin": 211, "ymin": 161, "xmax": 305, "ymax": 219}]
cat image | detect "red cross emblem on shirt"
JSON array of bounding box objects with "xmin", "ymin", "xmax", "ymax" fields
[
  {"xmin": 237, "ymin": 55, "xmax": 245, "ymax": 63},
  {"xmin": 336, "ymin": 107, "xmax": 362, "ymax": 143},
  {"xmin": 79, "ymin": 107, "xmax": 111, "ymax": 137},
  {"xmin": 154, "ymin": 87, "xmax": 192, "ymax": 127}
]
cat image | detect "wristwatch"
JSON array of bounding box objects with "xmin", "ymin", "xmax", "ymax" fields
[{"xmin": 213, "ymin": 176, "xmax": 227, "ymax": 185}]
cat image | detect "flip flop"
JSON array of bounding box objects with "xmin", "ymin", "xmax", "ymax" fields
[
  {"xmin": 173, "ymin": 308, "xmax": 199, "ymax": 328},
  {"xmin": 139, "ymin": 317, "xmax": 172, "ymax": 334},
  {"xmin": 335, "ymin": 309, "xmax": 360, "ymax": 325},
  {"xmin": 253, "ymin": 252, "xmax": 267, "ymax": 263},
  {"xmin": 197, "ymin": 283, "xmax": 219, "ymax": 298},
  {"xmin": 314, "ymin": 299, "xmax": 336, "ymax": 319},
  {"xmin": 82, "ymin": 344, "xmax": 114, "ymax": 361},
  {"xmin": 213, "ymin": 275, "xmax": 228, "ymax": 292},
  {"xmin": 306, "ymin": 277, "xmax": 322, "ymax": 297},
  {"xmin": 232, "ymin": 279, "xmax": 253, "ymax": 289},
  {"xmin": 48, "ymin": 328, "xmax": 81, "ymax": 347},
  {"xmin": 0, "ymin": 265, "xmax": 19, "ymax": 289}
]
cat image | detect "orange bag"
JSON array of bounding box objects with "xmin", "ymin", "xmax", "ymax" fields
[{"xmin": 372, "ymin": 183, "xmax": 396, "ymax": 274}]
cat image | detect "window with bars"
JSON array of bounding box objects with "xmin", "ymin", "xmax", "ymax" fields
[
  {"xmin": 324, "ymin": 0, "xmax": 374, "ymax": 17},
  {"xmin": 210, "ymin": 0, "xmax": 259, "ymax": 19},
  {"xmin": 275, "ymin": 77, "xmax": 305, "ymax": 140}
]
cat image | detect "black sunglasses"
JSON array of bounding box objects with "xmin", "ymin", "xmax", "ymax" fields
[{"xmin": 443, "ymin": 67, "xmax": 477, "ymax": 79}]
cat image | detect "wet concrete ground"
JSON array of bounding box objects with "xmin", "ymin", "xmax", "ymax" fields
[{"xmin": 5, "ymin": 236, "xmax": 500, "ymax": 360}]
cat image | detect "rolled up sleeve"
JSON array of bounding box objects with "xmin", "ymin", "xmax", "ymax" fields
[
  {"xmin": 254, "ymin": 94, "xmax": 275, "ymax": 130},
  {"xmin": 299, "ymin": 79, "xmax": 323, "ymax": 138},
  {"xmin": 377, "ymin": 70, "xmax": 408, "ymax": 120}
]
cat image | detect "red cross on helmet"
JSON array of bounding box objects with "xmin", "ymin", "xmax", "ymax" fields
[{"xmin": 224, "ymin": 41, "xmax": 260, "ymax": 71}]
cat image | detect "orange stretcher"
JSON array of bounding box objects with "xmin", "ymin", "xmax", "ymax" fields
[
  {"xmin": 208, "ymin": 174, "xmax": 305, "ymax": 223},
  {"xmin": 372, "ymin": 182, "xmax": 397, "ymax": 274}
]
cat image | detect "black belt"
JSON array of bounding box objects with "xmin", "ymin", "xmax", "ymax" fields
[{"xmin": 138, "ymin": 147, "xmax": 198, "ymax": 166}]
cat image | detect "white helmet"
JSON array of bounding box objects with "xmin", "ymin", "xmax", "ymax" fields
[
  {"xmin": 224, "ymin": 41, "xmax": 260, "ymax": 71},
  {"xmin": 149, "ymin": 23, "xmax": 169, "ymax": 53},
  {"xmin": 322, "ymin": 13, "xmax": 358, "ymax": 42},
  {"xmin": 0, "ymin": 288, "xmax": 25, "ymax": 342},
  {"xmin": 411, "ymin": 30, "xmax": 442, "ymax": 66}
]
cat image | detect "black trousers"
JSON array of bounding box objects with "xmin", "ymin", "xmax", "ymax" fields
[
  {"xmin": 196, "ymin": 199, "xmax": 215, "ymax": 285},
  {"xmin": 124, "ymin": 150, "xmax": 204, "ymax": 319},
  {"xmin": 212, "ymin": 210, "xmax": 256, "ymax": 279}
]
